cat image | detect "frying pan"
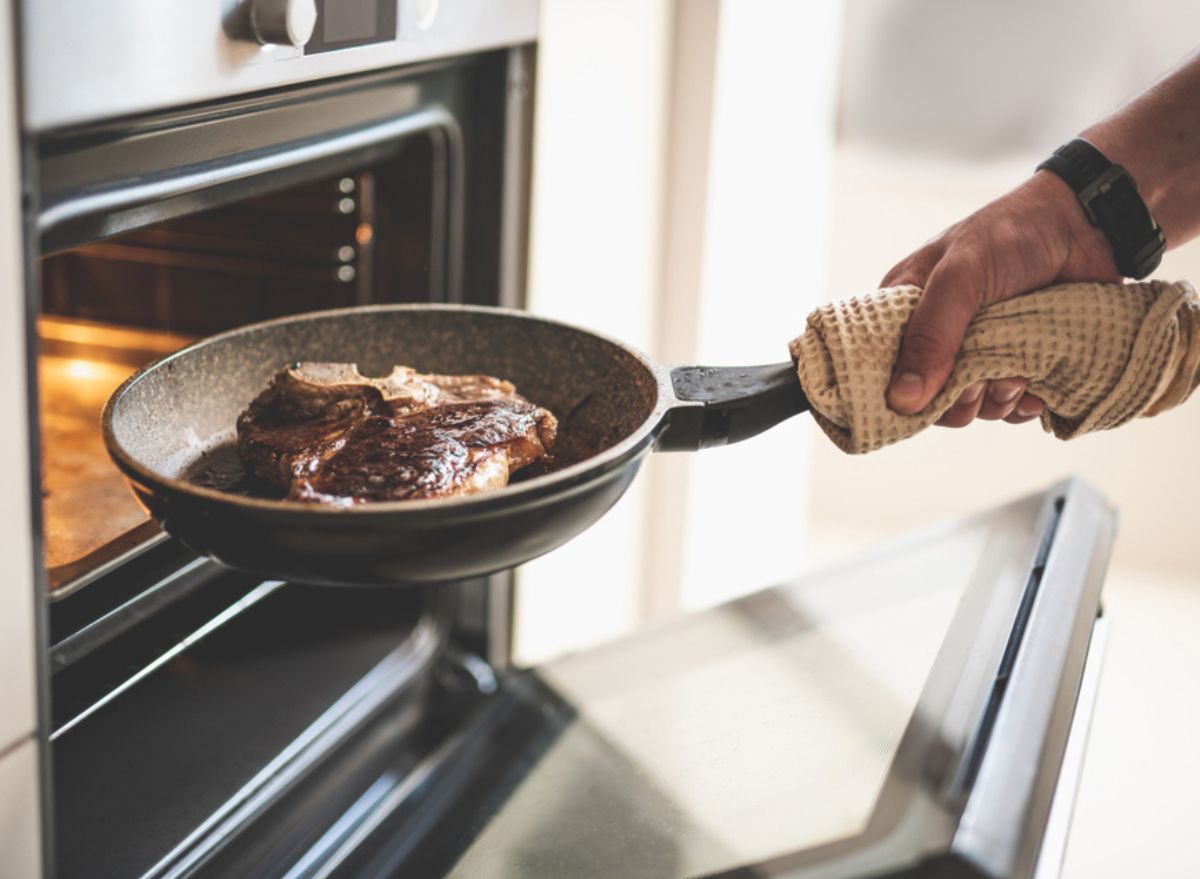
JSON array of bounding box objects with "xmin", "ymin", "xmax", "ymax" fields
[{"xmin": 103, "ymin": 304, "xmax": 810, "ymax": 586}]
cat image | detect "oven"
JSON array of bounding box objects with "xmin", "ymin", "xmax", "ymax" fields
[
  {"xmin": 3, "ymin": 3, "xmax": 1114, "ymax": 878},
  {"xmin": 15, "ymin": 2, "xmax": 537, "ymax": 876}
]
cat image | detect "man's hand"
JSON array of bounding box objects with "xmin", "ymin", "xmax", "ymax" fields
[
  {"xmin": 878, "ymin": 50, "xmax": 1200, "ymax": 428},
  {"xmin": 880, "ymin": 169, "xmax": 1122, "ymax": 427}
]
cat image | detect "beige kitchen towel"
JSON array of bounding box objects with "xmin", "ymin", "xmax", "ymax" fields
[{"xmin": 789, "ymin": 280, "xmax": 1200, "ymax": 454}]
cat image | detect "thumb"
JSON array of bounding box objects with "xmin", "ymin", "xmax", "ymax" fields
[{"xmin": 886, "ymin": 261, "xmax": 983, "ymax": 414}]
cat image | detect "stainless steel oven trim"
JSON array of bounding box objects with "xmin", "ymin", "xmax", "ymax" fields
[
  {"xmin": 1031, "ymin": 614, "xmax": 1108, "ymax": 879},
  {"xmin": 498, "ymin": 46, "xmax": 535, "ymax": 311},
  {"xmin": 953, "ymin": 478, "xmax": 1116, "ymax": 878},
  {"xmin": 22, "ymin": 0, "xmax": 538, "ymax": 132}
]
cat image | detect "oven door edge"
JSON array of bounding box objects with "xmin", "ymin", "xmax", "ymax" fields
[
  {"xmin": 952, "ymin": 477, "xmax": 1116, "ymax": 878},
  {"xmin": 1030, "ymin": 613, "xmax": 1108, "ymax": 879}
]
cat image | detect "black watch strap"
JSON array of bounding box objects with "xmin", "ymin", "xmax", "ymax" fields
[{"xmin": 1036, "ymin": 138, "xmax": 1165, "ymax": 279}]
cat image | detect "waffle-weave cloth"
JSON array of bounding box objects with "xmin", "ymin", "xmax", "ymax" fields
[{"xmin": 789, "ymin": 280, "xmax": 1200, "ymax": 453}]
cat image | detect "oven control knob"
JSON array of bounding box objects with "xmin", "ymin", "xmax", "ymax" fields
[{"xmin": 250, "ymin": 0, "xmax": 317, "ymax": 47}]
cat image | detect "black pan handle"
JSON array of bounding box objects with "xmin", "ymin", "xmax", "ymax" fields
[{"xmin": 657, "ymin": 362, "xmax": 810, "ymax": 452}]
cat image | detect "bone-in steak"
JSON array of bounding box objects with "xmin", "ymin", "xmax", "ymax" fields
[{"xmin": 237, "ymin": 363, "xmax": 557, "ymax": 505}]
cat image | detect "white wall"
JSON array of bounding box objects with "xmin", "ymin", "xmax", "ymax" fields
[
  {"xmin": 838, "ymin": 0, "xmax": 1199, "ymax": 157},
  {"xmin": 515, "ymin": 0, "xmax": 674, "ymax": 663},
  {"xmin": 667, "ymin": 0, "xmax": 839, "ymax": 612},
  {"xmin": 515, "ymin": 0, "xmax": 842, "ymax": 662},
  {"xmin": 0, "ymin": 741, "xmax": 40, "ymax": 879}
]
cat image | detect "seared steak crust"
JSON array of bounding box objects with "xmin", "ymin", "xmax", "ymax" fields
[{"xmin": 237, "ymin": 363, "xmax": 557, "ymax": 505}]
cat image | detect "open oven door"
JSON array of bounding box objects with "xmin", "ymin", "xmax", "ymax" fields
[{"xmin": 278, "ymin": 478, "xmax": 1112, "ymax": 879}]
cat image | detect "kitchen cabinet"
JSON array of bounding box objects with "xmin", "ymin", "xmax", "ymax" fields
[
  {"xmin": 0, "ymin": 0, "xmax": 39, "ymax": 756},
  {"xmin": 0, "ymin": 739, "xmax": 41, "ymax": 879}
]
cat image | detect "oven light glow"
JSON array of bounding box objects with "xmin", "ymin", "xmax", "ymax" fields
[
  {"xmin": 63, "ymin": 358, "xmax": 107, "ymax": 381},
  {"xmin": 356, "ymin": 223, "xmax": 374, "ymax": 245}
]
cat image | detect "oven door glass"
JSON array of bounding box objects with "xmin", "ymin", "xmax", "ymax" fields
[{"xmin": 369, "ymin": 483, "xmax": 1110, "ymax": 879}]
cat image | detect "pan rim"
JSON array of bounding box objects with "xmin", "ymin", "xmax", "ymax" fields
[{"xmin": 101, "ymin": 302, "xmax": 670, "ymax": 517}]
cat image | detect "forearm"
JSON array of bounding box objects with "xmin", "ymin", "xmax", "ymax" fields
[{"xmin": 1082, "ymin": 51, "xmax": 1200, "ymax": 248}]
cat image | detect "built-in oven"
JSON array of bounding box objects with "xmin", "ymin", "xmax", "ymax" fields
[
  {"xmin": 9, "ymin": 3, "xmax": 1114, "ymax": 878},
  {"xmin": 20, "ymin": 3, "xmax": 536, "ymax": 876}
]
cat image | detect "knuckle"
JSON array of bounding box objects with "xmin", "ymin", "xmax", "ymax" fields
[
  {"xmin": 883, "ymin": 238, "xmax": 949, "ymax": 289},
  {"xmin": 899, "ymin": 324, "xmax": 950, "ymax": 365},
  {"xmin": 883, "ymin": 255, "xmax": 926, "ymax": 288}
]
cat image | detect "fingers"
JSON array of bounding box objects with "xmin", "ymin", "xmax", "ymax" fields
[
  {"xmin": 932, "ymin": 384, "xmax": 1046, "ymax": 429},
  {"xmin": 886, "ymin": 257, "xmax": 982, "ymax": 414},
  {"xmin": 876, "ymin": 172, "xmax": 1104, "ymax": 425},
  {"xmin": 1003, "ymin": 393, "xmax": 1045, "ymax": 424},
  {"xmin": 934, "ymin": 381, "xmax": 985, "ymax": 428},
  {"xmin": 976, "ymin": 377, "xmax": 1026, "ymax": 421}
]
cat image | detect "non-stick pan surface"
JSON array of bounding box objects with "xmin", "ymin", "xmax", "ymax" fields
[{"xmin": 103, "ymin": 304, "xmax": 808, "ymax": 586}]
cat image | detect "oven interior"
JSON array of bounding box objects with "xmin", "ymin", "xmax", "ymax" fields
[
  {"xmin": 38, "ymin": 58, "xmax": 519, "ymax": 879},
  {"xmin": 40, "ymin": 151, "xmax": 438, "ymax": 596}
]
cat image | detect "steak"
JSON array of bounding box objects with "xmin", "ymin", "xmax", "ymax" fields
[{"xmin": 237, "ymin": 363, "xmax": 557, "ymax": 505}]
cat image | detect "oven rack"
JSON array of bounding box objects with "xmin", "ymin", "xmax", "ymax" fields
[
  {"xmin": 50, "ymin": 575, "xmax": 463, "ymax": 879},
  {"xmin": 49, "ymin": 537, "xmax": 214, "ymax": 650}
]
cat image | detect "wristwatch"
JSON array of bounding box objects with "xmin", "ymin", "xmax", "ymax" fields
[{"xmin": 1037, "ymin": 138, "xmax": 1165, "ymax": 279}]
